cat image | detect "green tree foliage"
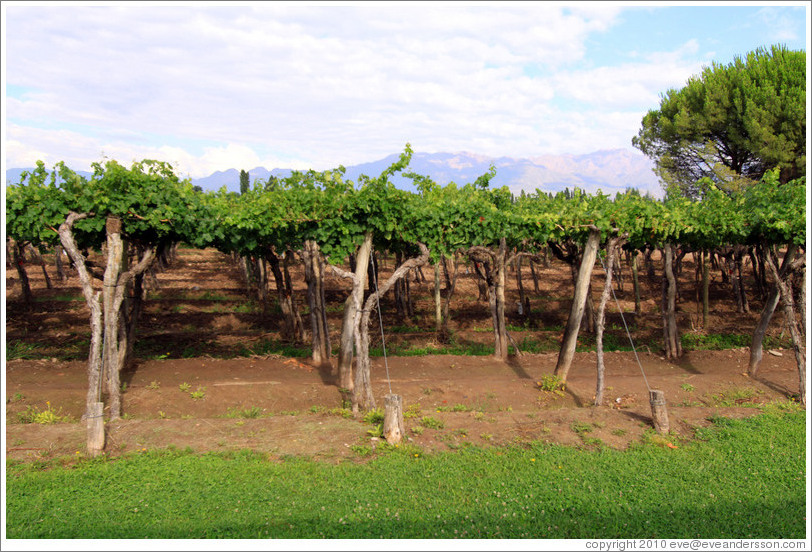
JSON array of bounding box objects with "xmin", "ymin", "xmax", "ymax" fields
[
  {"xmin": 239, "ymin": 169, "xmax": 250, "ymax": 195},
  {"xmin": 633, "ymin": 45, "xmax": 806, "ymax": 196}
]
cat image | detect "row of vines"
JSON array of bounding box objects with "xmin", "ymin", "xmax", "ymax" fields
[{"xmin": 5, "ymin": 145, "xmax": 806, "ymax": 453}]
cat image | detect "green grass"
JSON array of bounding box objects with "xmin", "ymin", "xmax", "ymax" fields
[
  {"xmin": 680, "ymin": 332, "xmax": 791, "ymax": 351},
  {"xmin": 5, "ymin": 410, "xmax": 804, "ymax": 539},
  {"xmin": 33, "ymin": 293, "xmax": 84, "ymax": 302},
  {"xmin": 370, "ymin": 340, "xmax": 492, "ymax": 357},
  {"xmin": 5, "ymin": 340, "xmax": 44, "ymax": 361}
]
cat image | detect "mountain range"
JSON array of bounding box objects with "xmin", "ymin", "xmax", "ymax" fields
[{"xmin": 6, "ymin": 148, "xmax": 663, "ymax": 197}]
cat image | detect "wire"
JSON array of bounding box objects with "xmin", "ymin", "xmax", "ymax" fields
[
  {"xmin": 370, "ymin": 256, "xmax": 393, "ymax": 395},
  {"xmin": 597, "ymin": 250, "xmax": 652, "ymax": 393}
]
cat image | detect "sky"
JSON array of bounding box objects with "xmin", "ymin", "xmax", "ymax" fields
[{"xmin": 1, "ymin": 1, "xmax": 809, "ymax": 180}]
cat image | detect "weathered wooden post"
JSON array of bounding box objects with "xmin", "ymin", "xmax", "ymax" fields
[
  {"xmin": 383, "ymin": 394, "xmax": 405, "ymax": 445},
  {"xmin": 649, "ymin": 389, "xmax": 670, "ymax": 434},
  {"xmin": 87, "ymin": 401, "xmax": 105, "ymax": 456}
]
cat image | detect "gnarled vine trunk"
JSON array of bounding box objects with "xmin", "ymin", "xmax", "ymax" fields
[
  {"xmin": 661, "ymin": 243, "xmax": 682, "ymax": 359},
  {"xmin": 301, "ymin": 240, "xmax": 331, "ymax": 367},
  {"xmin": 58, "ymin": 213, "xmax": 105, "ymax": 456},
  {"xmin": 595, "ymin": 235, "xmax": 624, "ymax": 406},
  {"xmin": 555, "ymin": 228, "xmax": 601, "ymax": 381},
  {"xmin": 352, "ymin": 244, "xmax": 430, "ymax": 414},
  {"xmin": 335, "ymin": 232, "xmax": 373, "ymax": 391},
  {"xmin": 762, "ymin": 244, "xmax": 805, "ymax": 405},
  {"xmin": 469, "ymin": 238, "xmax": 514, "ymax": 361},
  {"xmin": 267, "ymin": 250, "xmax": 305, "ymax": 343}
]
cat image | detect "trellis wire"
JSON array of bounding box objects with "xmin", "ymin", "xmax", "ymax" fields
[
  {"xmin": 370, "ymin": 256, "xmax": 393, "ymax": 395},
  {"xmin": 598, "ymin": 249, "xmax": 651, "ymax": 393}
]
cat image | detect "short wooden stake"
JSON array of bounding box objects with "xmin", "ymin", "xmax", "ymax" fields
[
  {"xmin": 383, "ymin": 394, "xmax": 405, "ymax": 445},
  {"xmin": 86, "ymin": 401, "xmax": 105, "ymax": 457},
  {"xmin": 649, "ymin": 389, "xmax": 669, "ymax": 434}
]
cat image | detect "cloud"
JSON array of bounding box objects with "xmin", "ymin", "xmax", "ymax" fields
[{"xmin": 5, "ymin": 4, "xmax": 776, "ymax": 176}]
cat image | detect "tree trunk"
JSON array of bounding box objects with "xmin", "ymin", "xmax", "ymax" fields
[
  {"xmin": 494, "ymin": 239, "xmax": 508, "ymax": 359},
  {"xmin": 763, "ymin": 245, "xmax": 805, "ymax": 405},
  {"xmin": 301, "ymin": 240, "xmax": 331, "ymax": 367},
  {"xmin": 441, "ymin": 253, "xmax": 460, "ymax": 335},
  {"xmin": 469, "ymin": 240, "xmax": 512, "ymax": 360},
  {"xmin": 631, "ymin": 250, "xmax": 641, "ymax": 316},
  {"xmin": 661, "ymin": 244, "xmax": 683, "ymax": 359},
  {"xmin": 102, "ymin": 216, "xmax": 127, "ymax": 420},
  {"xmin": 515, "ymin": 255, "xmax": 526, "ymax": 319},
  {"xmin": 595, "ymin": 236, "xmax": 621, "ymax": 406},
  {"xmin": 59, "ymin": 213, "xmax": 105, "ymax": 456},
  {"xmin": 336, "ymin": 232, "xmax": 372, "ymax": 391},
  {"xmin": 442, "ymin": 255, "xmax": 453, "ymax": 289},
  {"xmin": 529, "ymin": 257, "xmax": 540, "ymax": 292},
  {"xmin": 11, "ymin": 240, "xmax": 33, "ymax": 306},
  {"xmin": 555, "ymin": 228, "xmax": 601, "ymax": 381},
  {"xmin": 473, "ymin": 261, "xmax": 488, "ymax": 301},
  {"xmin": 267, "ymin": 251, "xmax": 304, "ymax": 343},
  {"xmin": 283, "ymin": 249, "xmax": 303, "ymax": 337},
  {"xmin": 28, "ymin": 245, "xmax": 53, "ymax": 290},
  {"xmin": 748, "ymin": 286, "xmax": 781, "ymax": 378},
  {"xmin": 55, "ymin": 245, "xmax": 68, "ymax": 281},
  {"xmin": 434, "ymin": 261, "xmax": 442, "ymax": 331},
  {"xmin": 702, "ymin": 249, "xmax": 710, "ymax": 329},
  {"xmin": 644, "ymin": 247, "xmax": 656, "ymax": 282}
]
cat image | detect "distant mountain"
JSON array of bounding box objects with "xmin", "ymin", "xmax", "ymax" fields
[
  {"xmin": 190, "ymin": 149, "xmax": 662, "ymax": 197},
  {"xmin": 6, "ymin": 148, "xmax": 662, "ymax": 197}
]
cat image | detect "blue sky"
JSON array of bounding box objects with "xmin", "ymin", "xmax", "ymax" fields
[{"xmin": 1, "ymin": 1, "xmax": 808, "ymax": 179}]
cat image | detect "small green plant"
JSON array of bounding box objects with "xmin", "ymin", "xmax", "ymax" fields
[
  {"xmin": 536, "ymin": 374, "xmax": 565, "ymax": 395},
  {"xmin": 16, "ymin": 402, "xmax": 72, "ymax": 424},
  {"xmin": 179, "ymin": 382, "xmax": 191, "ymax": 393},
  {"xmin": 367, "ymin": 424, "xmax": 383, "ymax": 438},
  {"xmin": 225, "ymin": 406, "xmax": 264, "ymax": 419},
  {"xmin": 327, "ymin": 407, "xmax": 353, "ymax": 419},
  {"xmin": 190, "ymin": 387, "xmax": 207, "ymax": 400},
  {"xmin": 411, "ymin": 426, "xmax": 424, "ymax": 436},
  {"xmin": 403, "ymin": 403, "xmax": 422, "ymax": 419},
  {"xmin": 571, "ymin": 421, "xmax": 593, "ymax": 435},
  {"xmin": 681, "ymin": 383, "xmax": 695, "ymax": 392},
  {"xmin": 158, "ymin": 411, "xmax": 168, "ymax": 419},
  {"xmin": 349, "ymin": 444, "xmax": 374, "ymax": 457},
  {"xmin": 362, "ymin": 408, "xmax": 385, "ymax": 425},
  {"xmin": 480, "ymin": 433, "xmax": 493, "ymax": 441},
  {"xmin": 420, "ymin": 416, "xmax": 444, "ymax": 430},
  {"xmin": 451, "ymin": 403, "xmax": 471, "ymax": 412},
  {"xmin": 146, "ymin": 381, "xmax": 161, "ymax": 390},
  {"xmin": 455, "ymin": 428, "xmax": 469, "ymax": 437},
  {"xmin": 611, "ymin": 428, "xmax": 627, "ymax": 436},
  {"xmin": 708, "ymin": 387, "xmax": 761, "ymax": 407},
  {"xmin": 7, "ymin": 392, "xmax": 25, "ymax": 403},
  {"xmin": 6, "ymin": 341, "xmax": 44, "ymax": 361}
]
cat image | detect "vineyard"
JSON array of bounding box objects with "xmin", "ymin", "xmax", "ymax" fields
[{"xmin": 4, "ymin": 147, "xmax": 807, "ymax": 459}]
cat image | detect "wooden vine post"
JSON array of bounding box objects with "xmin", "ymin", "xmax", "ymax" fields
[
  {"xmin": 383, "ymin": 394, "xmax": 405, "ymax": 444},
  {"xmin": 649, "ymin": 389, "xmax": 670, "ymax": 434}
]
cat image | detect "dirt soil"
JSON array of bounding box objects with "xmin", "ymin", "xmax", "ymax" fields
[{"xmin": 5, "ymin": 247, "xmax": 802, "ymax": 463}]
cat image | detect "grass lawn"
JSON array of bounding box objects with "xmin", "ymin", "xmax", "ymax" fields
[{"xmin": 4, "ymin": 407, "xmax": 806, "ymax": 539}]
